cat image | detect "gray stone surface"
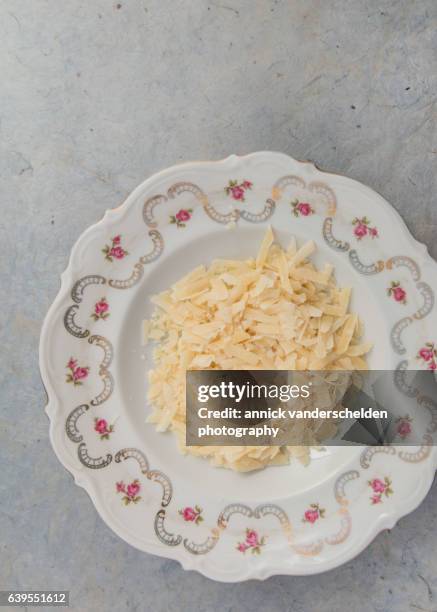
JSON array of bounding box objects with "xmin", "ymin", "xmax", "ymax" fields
[{"xmin": 1, "ymin": 0, "xmax": 436, "ymax": 610}]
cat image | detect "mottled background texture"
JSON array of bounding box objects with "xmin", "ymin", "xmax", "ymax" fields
[{"xmin": 1, "ymin": 1, "xmax": 436, "ymax": 611}]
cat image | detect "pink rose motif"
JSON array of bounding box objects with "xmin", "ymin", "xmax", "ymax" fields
[
  {"xmin": 175, "ymin": 209, "xmax": 191, "ymax": 222},
  {"xmin": 298, "ymin": 203, "xmax": 312, "ymax": 216},
  {"xmin": 182, "ymin": 507, "xmax": 197, "ymax": 521},
  {"xmin": 418, "ymin": 343, "xmax": 437, "ymax": 370},
  {"xmin": 127, "ymin": 482, "xmax": 140, "ymax": 498},
  {"xmin": 236, "ymin": 528, "xmax": 266, "ymax": 554},
  {"xmin": 368, "ymin": 477, "xmax": 393, "ymax": 504},
  {"xmin": 95, "ymin": 300, "xmax": 108, "ymax": 315},
  {"xmin": 302, "ymin": 503, "xmax": 325, "ymax": 523},
  {"xmin": 95, "ymin": 419, "xmax": 108, "ymax": 434},
  {"xmin": 354, "ymin": 223, "xmax": 368, "ymax": 238},
  {"xmin": 73, "ymin": 367, "xmax": 89, "ymax": 381},
  {"xmin": 170, "ymin": 208, "xmax": 193, "ymax": 228},
  {"xmin": 225, "ymin": 179, "xmax": 253, "ymax": 202},
  {"xmin": 370, "ymin": 478, "xmax": 386, "ymax": 494},
  {"xmin": 67, "ymin": 358, "xmax": 77, "ymax": 370},
  {"xmin": 397, "ymin": 419, "xmax": 412, "ymax": 438},
  {"xmin": 110, "ymin": 246, "xmax": 125, "ymax": 259},
  {"xmin": 94, "ymin": 418, "xmax": 114, "ymax": 439},
  {"xmin": 116, "ymin": 479, "xmax": 141, "ymax": 505},
  {"xmin": 393, "ymin": 287, "xmax": 406, "ymax": 302},
  {"xmin": 245, "ymin": 530, "xmax": 259, "ymax": 547},
  {"xmin": 231, "ymin": 186, "xmax": 245, "ymax": 200},
  {"xmin": 102, "ymin": 235, "xmax": 128, "ymax": 261},
  {"xmin": 179, "ymin": 505, "xmax": 203, "ymax": 524},
  {"xmin": 291, "ymin": 199, "xmax": 314, "ymax": 217},
  {"xmin": 388, "ymin": 282, "xmax": 407, "ymax": 304},
  {"xmin": 352, "ymin": 217, "xmax": 378, "ymax": 240},
  {"xmin": 92, "ymin": 298, "xmax": 110, "ymax": 321},
  {"xmin": 419, "ymin": 348, "xmax": 434, "ymax": 362},
  {"xmin": 304, "ymin": 509, "xmax": 319, "ymax": 523},
  {"xmin": 66, "ymin": 358, "xmax": 89, "ymax": 386}
]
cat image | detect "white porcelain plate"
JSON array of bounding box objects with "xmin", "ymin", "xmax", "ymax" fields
[{"xmin": 40, "ymin": 152, "xmax": 437, "ymax": 581}]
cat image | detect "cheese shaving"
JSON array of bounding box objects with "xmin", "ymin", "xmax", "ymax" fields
[{"xmin": 144, "ymin": 228, "xmax": 371, "ymax": 472}]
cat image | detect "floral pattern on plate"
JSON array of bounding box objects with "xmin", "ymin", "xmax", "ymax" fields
[
  {"xmin": 395, "ymin": 415, "xmax": 412, "ymax": 439},
  {"xmin": 170, "ymin": 208, "xmax": 193, "ymax": 228},
  {"xmin": 369, "ymin": 477, "xmax": 393, "ymax": 504},
  {"xmin": 179, "ymin": 505, "xmax": 203, "ymax": 525},
  {"xmin": 418, "ymin": 343, "xmax": 437, "ymax": 370},
  {"xmin": 225, "ymin": 179, "xmax": 252, "ymax": 201},
  {"xmin": 303, "ymin": 503, "xmax": 326, "ymax": 523},
  {"xmin": 102, "ymin": 235, "xmax": 128, "ymax": 261},
  {"xmin": 94, "ymin": 418, "xmax": 114, "ymax": 440},
  {"xmin": 387, "ymin": 282, "xmax": 407, "ymax": 304},
  {"xmin": 352, "ymin": 216, "xmax": 378, "ymax": 240},
  {"xmin": 291, "ymin": 199, "xmax": 314, "ymax": 217},
  {"xmin": 65, "ymin": 358, "xmax": 89, "ymax": 386},
  {"xmin": 236, "ymin": 529, "xmax": 266, "ymax": 554},
  {"xmin": 116, "ymin": 479, "xmax": 141, "ymax": 505},
  {"xmin": 91, "ymin": 297, "xmax": 110, "ymax": 321}
]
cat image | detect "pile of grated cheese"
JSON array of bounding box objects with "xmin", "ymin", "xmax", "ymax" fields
[{"xmin": 144, "ymin": 227, "xmax": 372, "ymax": 472}]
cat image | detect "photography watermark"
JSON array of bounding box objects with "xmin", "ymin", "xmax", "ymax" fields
[
  {"xmin": 186, "ymin": 370, "xmax": 437, "ymax": 447},
  {"xmin": 196, "ymin": 406, "xmax": 388, "ymax": 440}
]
